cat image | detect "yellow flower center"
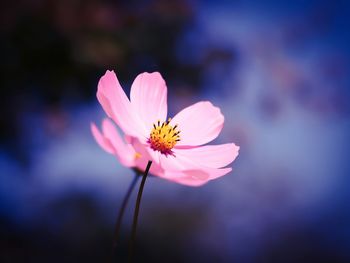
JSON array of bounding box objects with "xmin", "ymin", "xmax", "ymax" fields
[{"xmin": 148, "ymin": 118, "xmax": 181, "ymax": 155}]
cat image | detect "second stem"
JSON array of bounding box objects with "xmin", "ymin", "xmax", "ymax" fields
[{"xmin": 128, "ymin": 161, "xmax": 152, "ymax": 263}]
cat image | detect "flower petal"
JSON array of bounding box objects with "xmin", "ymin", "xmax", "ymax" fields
[
  {"xmin": 173, "ymin": 179, "xmax": 208, "ymax": 187},
  {"xmin": 101, "ymin": 119, "xmax": 136, "ymax": 167},
  {"xmin": 163, "ymin": 170, "xmax": 210, "ymax": 186},
  {"xmin": 207, "ymin": 167, "xmax": 232, "ymax": 180},
  {"xmin": 131, "ymin": 142, "xmax": 234, "ymax": 186},
  {"xmin": 174, "ymin": 143, "xmax": 239, "ymax": 169},
  {"xmin": 91, "ymin": 122, "xmax": 114, "ymax": 154},
  {"xmin": 162, "ymin": 167, "xmax": 232, "ymax": 187},
  {"xmin": 130, "ymin": 72, "xmax": 167, "ymax": 130},
  {"xmin": 158, "ymin": 148, "xmax": 229, "ymax": 173},
  {"xmin": 97, "ymin": 70, "xmax": 147, "ymax": 139},
  {"xmin": 155, "ymin": 146, "xmax": 233, "ymax": 185},
  {"xmin": 171, "ymin": 101, "xmax": 224, "ymax": 146}
]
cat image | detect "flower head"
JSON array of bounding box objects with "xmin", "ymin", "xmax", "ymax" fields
[{"xmin": 91, "ymin": 70, "xmax": 239, "ymax": 186}]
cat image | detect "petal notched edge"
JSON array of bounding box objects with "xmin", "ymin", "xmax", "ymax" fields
[{"xmin": 130, "ymin": 72, "xmax": 168, "ymax": 131}]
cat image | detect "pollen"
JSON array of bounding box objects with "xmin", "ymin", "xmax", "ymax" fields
[
  {"xmin": 148, "ymin": 118, "xmax": 180, "ymax": 155},
  {"xmin": 134, "ymin": 152, "xmax": 142, "ymax": 159}
]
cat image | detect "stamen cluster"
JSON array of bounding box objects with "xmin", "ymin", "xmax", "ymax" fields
[{"xmin": 148, "ymin": 118, "xmax": 180, "ymax": 155}]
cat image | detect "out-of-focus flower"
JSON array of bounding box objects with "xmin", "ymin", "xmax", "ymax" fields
[{"xmin": 91, "ymin": 70, "xmax": 239, "ymax": 186}]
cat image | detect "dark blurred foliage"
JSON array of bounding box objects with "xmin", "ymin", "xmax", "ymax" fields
[{"xmin": 1, "ymin": 0, "xmax": 350, "ymax": 262}]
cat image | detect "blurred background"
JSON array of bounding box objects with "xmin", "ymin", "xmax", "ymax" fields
[{"xmin": 1, "ymin": 0, "xmax": 350, "ymax": 262}]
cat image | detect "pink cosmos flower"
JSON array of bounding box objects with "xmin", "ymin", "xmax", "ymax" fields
[{"xmin": 91, "ymin": 70, "xmax": 239, "ymax": 186}]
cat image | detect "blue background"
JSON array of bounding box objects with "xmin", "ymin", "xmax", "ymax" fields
[{"xmin": 1, "ymin": 0, "xmax": 350, "ymax": 262}]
